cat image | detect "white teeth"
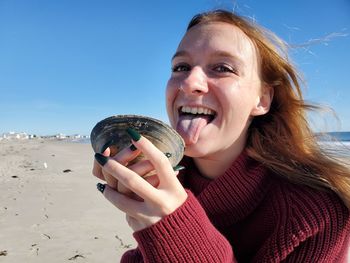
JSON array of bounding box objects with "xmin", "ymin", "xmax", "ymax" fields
[{"xmin": 181, "ymin": 106, "xmax": 215, "ymax": 115}]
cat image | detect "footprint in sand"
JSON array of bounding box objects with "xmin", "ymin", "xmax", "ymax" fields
[
  {"xmin": 29, "ymin": 244, "xmax": 39, "ymax": 256},
  {"xmin": 30, "ymin": 224, "xmax": 40, "ymax": 229}
]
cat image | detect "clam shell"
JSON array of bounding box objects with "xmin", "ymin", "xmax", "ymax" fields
[{"xmin": 90, "ymin": 115, "xmax": 185, "ymax": 167}]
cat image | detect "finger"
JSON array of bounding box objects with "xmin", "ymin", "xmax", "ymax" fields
[
  {"xmin": 128, "ymin": 133, "xmax": 175, "ymax": 183},
  {"xmin": 144, "ymin": 174, "xmax": 159, "ymax": 188},
  {"xmin": 96, "ymin": 153, "xmax": 158, "ymax": 202},
  {"xmin": 92, "ymin": 159, "xmax": 105, "ymax": 180},
  {"xmin": 102, "ymin": 185, "xmax": 144, "ymax": 218},
  {"xmin": 112, "ymin": 144, "xmax": 141, "ymax": 165},
  {"xmin": 118, "ymin": 160, "xmax": 157, "ymax": 196},
  {"xmin": 92, "ymin": 147, "xmax": 111, "ymax": 180},
  {"xmin": 104, "ymin": 171, "xmax": 118, "ymax": 189},
  {"xmin": 120, "ymin": 173, "xmax": 160, "ymax": 189},
  {"xmin": 128, "ymin": 159, "xmax": 155, "ymax": 177},
  {"xmin": 117, "ymin": 182, "xmax": 133, "ymax": 196}
]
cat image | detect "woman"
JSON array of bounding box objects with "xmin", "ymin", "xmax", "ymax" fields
[{"xmin": 93, "ymin": 10, "xmax": 350, "ymax": 262}]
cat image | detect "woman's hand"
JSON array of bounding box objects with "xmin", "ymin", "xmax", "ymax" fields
[
  {"xmin": 95, "ymin": 130, "xmax": 188, "ymax": 231},
  {"xmin": 92, "ymin": 145, "xmax": 149, "ymax": 196}
]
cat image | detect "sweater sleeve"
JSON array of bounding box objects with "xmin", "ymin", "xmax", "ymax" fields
[
  {"xmin": 121, "ymin": 191, "xmax": 235, "ymax": 263},
  {"xmin": 121, "ymin": 247, "xmax": 144, "ymax": 263}
]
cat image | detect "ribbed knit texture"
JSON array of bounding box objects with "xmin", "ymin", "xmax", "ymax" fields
[{"xmin": 121, "ymin": 152, "xmax": 350, "ymax": 262}]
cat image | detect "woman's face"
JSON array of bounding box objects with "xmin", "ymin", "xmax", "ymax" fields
[{"xmin": 166, "ymin": 22, "xmax": 271, "ymax": 159}]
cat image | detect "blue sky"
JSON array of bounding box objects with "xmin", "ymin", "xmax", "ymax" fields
[{"xmin": 1, "ymin": 0, "xmax": 349, "ymax": 135}]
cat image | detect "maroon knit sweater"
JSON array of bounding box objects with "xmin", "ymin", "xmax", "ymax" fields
[{"xmin": 121, "ymin": 152, "xmax": 350, "ymax": 262}]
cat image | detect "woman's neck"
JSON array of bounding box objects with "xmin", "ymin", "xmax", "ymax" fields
[{"xmin": 193, "ymin": 144, "xmax": 245, "ymax": 179}]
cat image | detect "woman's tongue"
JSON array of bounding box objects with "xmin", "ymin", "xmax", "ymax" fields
[{"xmin": 176, "ymin": 114, "xmax": 211, "ymax": 145}]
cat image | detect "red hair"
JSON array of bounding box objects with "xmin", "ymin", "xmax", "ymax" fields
[{"xmin": 188, "ymin": 10, "xmax": 350, "ymax": 208}]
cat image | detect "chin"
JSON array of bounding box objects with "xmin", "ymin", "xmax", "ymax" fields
[{"xmin": 184, "ymin": 143, "xmax": 212, "ymax": 158}]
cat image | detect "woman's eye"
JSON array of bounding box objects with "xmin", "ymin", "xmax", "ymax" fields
[
  {"xmin": 172, "ymin": 64, "xmax": 190, "ymax": 72},
  {"xmin": 213, "ymin": 64, "xmax": 237, "ymax": 74}
]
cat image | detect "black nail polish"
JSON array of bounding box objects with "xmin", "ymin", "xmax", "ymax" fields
[
  {"xmin": 95, "ymin": 153, "xmax": 109, "ymax": 166},
  {"xmin": 129, "ymin": 144, "xmax": 137, "ymax": 151},
  {"xmin": 126, "ymin": 127, "xmax": 141, "ymax": 142},
  {"xmin": 97, "ymin": 183, "xmax": 105, "ymax": 193},
  {"xmin": 173, "ymin": 165, "xmax": 185, "ymax": 172}
]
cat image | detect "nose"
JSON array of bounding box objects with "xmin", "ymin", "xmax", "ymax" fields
[{"xmin": 181, "ymin": 66, "xmax": 208, "ymax": 94}]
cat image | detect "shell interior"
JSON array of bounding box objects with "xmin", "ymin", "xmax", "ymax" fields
[{"xmin": 90, "ymin": 115, "xmax": 185, "ymax": 167}]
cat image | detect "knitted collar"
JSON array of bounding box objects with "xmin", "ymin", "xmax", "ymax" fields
[{"xmin": 180, "ymin": 151, "xmax": 272, "ymax": 227}]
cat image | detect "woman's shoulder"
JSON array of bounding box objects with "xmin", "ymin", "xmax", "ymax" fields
[
  {"xmin": 269, "ymin": 175, "xmax": 350, "ymax": 233},
  {"xmin": 255, "ymin": 174, "xmax": 350, "ymax": 261}
]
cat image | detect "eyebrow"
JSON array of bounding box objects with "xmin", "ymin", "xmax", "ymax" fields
[
  {"xmin": 171, "ymin": 50, "xmax": 188, "ymax": 61},
  {"xmin": 172, "ymin": 50, "xmax": 244, "ymax": 68}
]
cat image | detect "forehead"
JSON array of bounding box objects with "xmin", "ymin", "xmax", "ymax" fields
[{"xmin": 177, "ymin": 22, "xmax": 257, "ymax": 62}]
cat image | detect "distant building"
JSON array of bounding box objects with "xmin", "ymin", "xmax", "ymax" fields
[
  {"xmin": 72, "ymin": 134, "xmax": 81, "ymax": 139},
  {"xmin": 55, "ymin": 133, "xmax": 67, "ymax": 139},
  {"xmin": 0, "ymin": 132, "xmax": 89, "ymax": 141},
  {"xmin": 1, "ymin": 132, "xmax": 29, "ymax": 140}
]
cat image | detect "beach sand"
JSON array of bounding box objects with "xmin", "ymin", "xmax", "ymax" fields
[
  {"xmin": 1, "ymin": 139, "xmax": 349, "ymax": 262},
  {"xmin": 0, "ymin": 139, "xmax": 136, "ymax": 262}
]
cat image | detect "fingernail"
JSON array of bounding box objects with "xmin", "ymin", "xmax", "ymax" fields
[
  {"xmin": 173, "ymin": 165, "xmax": 185, "ymax": 171},
  {"xmin": 126, "ymin": 127, "xmax": 141, "ymax": 142},
  {"xmin": 97, "ymin": 183, "xmax": 105, "ymax": 193},
  {"xmin": 129, "ymin": 144, "xmax": 137, "ymax": 151},
  {"xmin": 95, "ymin": 153, "xmax": 109, "ymax": 166}
]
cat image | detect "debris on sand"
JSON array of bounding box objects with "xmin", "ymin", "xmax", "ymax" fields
[
  {"xmin": 42, "ymin": 233, "xmax": 51, "ymax": 239},
  {"xmin": 115, "ymin": 235, "xmax": 132, "ymax": 248},
  {"xmin": 68, "ymin": 254, "xmax": 85, "ymax": 260}
]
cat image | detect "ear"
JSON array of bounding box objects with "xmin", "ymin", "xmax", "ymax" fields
[{"xmin": 250, "ymin": 84, "xmax": 274, "ymax": 116}]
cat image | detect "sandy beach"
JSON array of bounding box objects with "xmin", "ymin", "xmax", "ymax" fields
[
  {"xmin": 1, "ymin": 138, "xmax": 349, "ymax": 262},
  {"xmin": 0, "ymin": 139, "xmax": 136, "ymax": 262}
]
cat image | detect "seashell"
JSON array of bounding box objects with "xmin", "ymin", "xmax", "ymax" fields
[{"xmin": 90, "ymin": 115, "xmax": 185, "ymax": 167}]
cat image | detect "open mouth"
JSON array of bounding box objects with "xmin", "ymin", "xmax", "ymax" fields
[{"xmin": 178, "ymin": 106, "xmax": 216, "ymax": 123}]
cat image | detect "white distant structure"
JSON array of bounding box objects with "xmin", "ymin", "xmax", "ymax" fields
[
  {"xmin": 72, "ymin": 134, "xmax": 81, "ymax": 139},
  {"xmin": 1, "ymin": 132, "xmax": 29, "ymax": 140},
  {"xmin": 0, "ymin": 131, "xmax": 89, "ymax": 141},
  {"xmin": 55, "ymin": 133, "xmax": 67, "ymax": 139}
]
